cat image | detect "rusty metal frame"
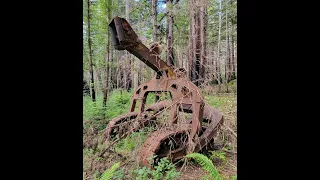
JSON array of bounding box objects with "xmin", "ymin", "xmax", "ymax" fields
[{"xmin": 104, "ymin": 17, "xmax": 224, "ymax": 167}]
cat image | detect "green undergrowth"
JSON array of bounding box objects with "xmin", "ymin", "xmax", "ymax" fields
[
  {"xmin": 105, "ymin": 90, "xmax": 132, "ymax": 119},
  {"xmin": 83, "ymin": 90, "xmax": 133, "ymax": 131},
  {"xmin": 83, "ymin": 90, "xmax": 132, "ymax": 120},
  {"xmin": 204, "ymin": 95, "xmax": 235, "ymax": 109},
  {"xmin": 114, "ymin": 126, "xmax": 155, "ymax": 155},
  {"xmin": 99, "ymin": 156, "xmax": 180, "ymax": 180},
  {"xmin": 130, "ymin": 155, "xmax": 181, "ymax": 180},
  {"xmin": 84, "ymin": 90, "xmax": 160, "ymax": 121}
]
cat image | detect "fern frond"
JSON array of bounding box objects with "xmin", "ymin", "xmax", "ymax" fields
[
  {"xmin": 186, "ymin": 153, "xmax": 222, "ymax": 180},
  {"xmin": 100, "ymin": 162, "xmax": 121, "ymax": 180}
]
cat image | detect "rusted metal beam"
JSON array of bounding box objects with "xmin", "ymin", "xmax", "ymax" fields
[{"xmin": 109, "ymin": 17, "xmax": 175, "ymax": 77}]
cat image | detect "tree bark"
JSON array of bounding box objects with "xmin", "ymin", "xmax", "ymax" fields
[
  {"xmin": 199, "ymin": 5, "xmax": 206, "ymax": 86},
  {"xmin": 96, "ymin": 68, "xmax": 103, "ymax": 94},
  {"xmin": 86, "ymin": 0, "xmax": 96, "ymax": 102},
  {"xmin": 188, "ymin": 0, "xmax": 207, "ymax": 87},
  {"xmin": 225, "ymin": 9, "xmax": 229, "ymax": 84},
  {"xmin": 230, "ymin": 30, "xmax": 235, "ymax": 80},
  {"xmin": 152, "ymin": 0, "xmax": 160, "ymax": 102},
  {"xmin": 195, "ymin": 9, "xmax": 200, "ymax": 86},
  {"xmin": 116, "ymin": 52, "xmax": 120, "ymax": 89},
  {"xmin": 217, "ymin": 0, "xmax": 222, "ymax": 85},
  {"xmin": 230, "ymin": 16, "xmax": 236, "ymax": 81},
  {"xmin": 129, "ymin": 0, "xmax": 139, "ymax": 91},
  {"xmin": 225, "ymin": 9, "xmax": 230, "ymax": 92},
  {"xmin": 191, "ymin": 5, "xmax": 197, "ymax": 84},
  {"xmin": 103, "ymin": 0, "xmax": 112, "ymax": 109},
  {"xmin": 166, "ymin": 0, "xmax": 174, "ymax": 66},
  {"xmin": 188, "ymin": 2, "xmax": 193, "ymax": 81},
  {"xmin": 152, "ymin": 0, "xmax": 158, "ymax": 42},
  {"xmin": 188, "ymin": 0, "xmax": 197, "ymax": 83},
  {"xmin": 126, "ymin": 0, "xmax": 132, "ymax": 91}
]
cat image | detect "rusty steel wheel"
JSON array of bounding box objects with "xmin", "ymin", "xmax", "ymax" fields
[
  {"xmin": 139, "ymin": 129, "xmax": 190, "ymax": 168},
  {"xmin": 138, "ymin": 104, "xmax": 224, "ymax": 167}
]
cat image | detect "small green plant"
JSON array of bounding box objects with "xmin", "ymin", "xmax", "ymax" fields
[
  {"xmin": 147, "ymin": 154, "xmax": 158, "ymax": 165},
  {"xmin": 209, "ymin": 149, "xmax": 226, "ymax": 163},
  {"xmin": 146, "ymin": 92, "xmax": 156, "ymax": 105},
  {"xmin": 232, "ymin": 175, "xmax": 237, "ymax": 180},
  {"xmin": 83, "ymin": 95, "xmax": 106, "ymax": 121},
  {"xmin": 134, "ymin": 166, "xmax": 153, "ymax": 180},
  {"xmin": 115, "ymin": 127, "xmax": 152, "ymax": 154},
  {"xmin": 133, "ymin": 156, "xmax": 180, "ymax": 180},
  {"xmin": 185, "ymin": 153, "xmax": 222, "ymax": 180},
  {"xmin": 152, "ymin": 158, "xmax": 180, "ymax": 180},
  {"xmin": 100, "ymin": 162, "xmax": 121, "ymax": 180},
  {"xmin": 113, "ymin": 167, "xmax": 125, "ymax": 180},
  {"xmin": 159, "ymin": 92, "xmax": 171, "ymax": 101}
]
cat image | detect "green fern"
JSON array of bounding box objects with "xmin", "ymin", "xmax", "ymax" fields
[
  {"xmin": 100, "ymin": 162, "xmax": 121, "ymax": 180},
  {"xmin": 185, "ymin": 153, "xmax": 222, "ymax": 180}
]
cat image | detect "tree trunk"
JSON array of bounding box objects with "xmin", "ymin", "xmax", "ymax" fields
[
  {"xmin": 126, "ymin": 0, "xmax": 132, "ymax": 91},
  {"xmin": 188, "ymin": 2, "xmax": 193, "ymax": 81},
  {"xmin": 152, "ymin": 0, "xmax": 160, "ymax": 102},
  {"xmin": 230, "ymin": 17, "xmax": 236, "ymax": 81},
  {"xmin": 166, "ymin": 0, "xmax": 174, "ymax": 66},
  {"xmin": 109, "ymin": 49, "xmax": 114, "ymax": 91},
  {"xmin": 129, "ymin": 0, "xmax": 139, "ymax": 91},
  {"xmin": 225, "ymin": 9, "xmax": 229, "ymax": 92},
  {"xmin": 234, "ymin": 40, "xmax": 237, "ymax": 78},
  {"xmin": 199, "ymin": 5, "xmax": 206, "ymax": 86},
  {"xmin": 152, "ymin": 0, "xmax": 158, "ymax": 42},
  {"xmin": 96, "ymin": 68, "xmax": 103, "ymax": 94},
  {"xmin": 103, "ymin": 0, "xmax": 112, "ymax": 109},
  {"xmin": 188, "ymin": 0, "xmax": 197, "ymax": 84},
  {"xmin": 195, "ymin": 9, "xmax": 200, "ymax": 86},
  {"xmin": 225, "ymin": 10, "xmax": 228, "ymax": 83},
  {"xmin": 116, "ymin": 52, "xmax": 120, "ymax": 89},
  {"xmin": 138, "ymin": 56, "xmax": 142, "ymax": 89},
  {"xmin": 103, "ymin": 40, "xmax": 110, "ymax": 108},
  {"xmin": 189, "ymin": 0, "xmax": 207, "ymax": 87},
  {"xmin": 191, "ymin": 6, "xmax": 197, "ymax": 84},
  {"xmin": 217, "ymin": 0, "xmax": 222, "ymax": 86},
  {"xmin": 230, "ymin": 30, "xmax": 235, "ymax": 80},
  {"xmin": 86, "ymin": 0, "xmax": 96, "ymax": 102}
]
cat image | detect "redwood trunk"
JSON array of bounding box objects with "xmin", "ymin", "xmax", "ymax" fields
[{"xmin": 86, "ymin": 0, "xmax": 96, "ymax": 102}]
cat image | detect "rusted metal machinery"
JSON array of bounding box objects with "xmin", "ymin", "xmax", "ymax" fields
[{"xmin": 104, "ymin": 17, "xmax": 224, "ymax": 167}]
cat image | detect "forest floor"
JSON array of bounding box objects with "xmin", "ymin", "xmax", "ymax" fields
[{"xmin": 83, "ymin": 90, "xmax": 237, "ymax": 180}]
